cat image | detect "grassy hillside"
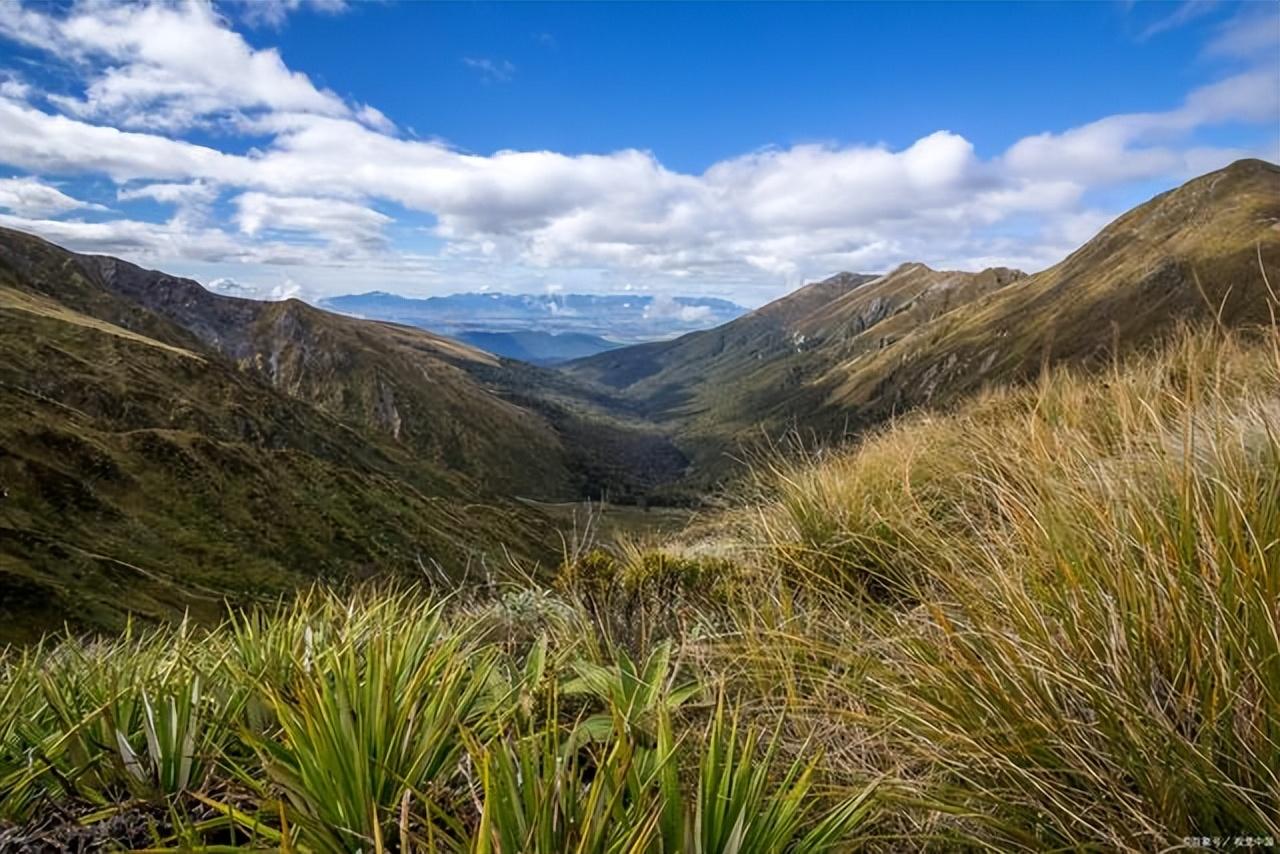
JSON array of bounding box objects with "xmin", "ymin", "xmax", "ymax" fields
[
  {"xmin": 567, "ymin": 263, "xmax": 1027, "ymax": 489},
  {"xmin": 568, "ymin": 158, "xmax": 1280, "ymax": 487},
  {"xmin": 0, "ymin": 280, "xmax": 555, "ymax": 643},
  {"xmin": 820, "ymin": 158, "xmax": 1280, "ymax": 418},
  {"xmin": 2, "ymin": 324, "xmax": 1274, "ymax": 850},
  {"xmin": 0, "ymin": 228, "xmax": 692, "ymax": 640},
  {"xmin": 698, "ymin": 323, "xmax": 1280, "ymax": 848}
]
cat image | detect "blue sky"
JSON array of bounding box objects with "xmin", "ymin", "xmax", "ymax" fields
[{"xmin": 0, "ymin": 0, "xmax": 1276, "ymax": 306}]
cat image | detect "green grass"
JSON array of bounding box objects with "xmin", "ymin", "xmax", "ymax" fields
[
  {"xmin": 2, "ymin": 326, "xmax": 1277, "ymax": 850},
  {"xmin": 0, "ymin": 587, "xmax": 874, "ymax": 850}
]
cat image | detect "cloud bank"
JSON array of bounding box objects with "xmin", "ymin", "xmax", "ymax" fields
[{"xmin": 0, "ymin": 0, "xmax": 1275, "ymax": 303}]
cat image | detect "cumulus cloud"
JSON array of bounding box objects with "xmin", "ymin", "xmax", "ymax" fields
[
  {"xmin": 0, "ymin": 0, "xmax": 384, "ymax": 132},
  {"xmin": 233, "ymin": 192, "xmax": 391, "ymax": 249},
  {"xmin": 266, "ymin": 276, "xmax": 308, "ymax": 300},
  {"xmin": 205, "ymin": 276, "xmax": 257, "ymax": 296},
  {"xmin": 0, "ymin": 0, "xmax": 1275, "ymax": 303},
  {"xmin": 0, "ymin": 176, "xmax": 105, "ymax": 217},
  {"xmin": 204, "ymin": 273, "xmax": 312, "ymax": 302},
  {"xmin": 644, "ymin": 293, "xmax": 712, "ymax": 323}
]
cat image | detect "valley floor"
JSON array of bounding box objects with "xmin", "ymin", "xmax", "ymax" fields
[{"xmin": 520, "ymin": 497, "xmax": 700, "ymax": 545}]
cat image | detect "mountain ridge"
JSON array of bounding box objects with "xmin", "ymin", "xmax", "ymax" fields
[
  {"xmin": 0, "ymin": 229, "xmax": 684, "ymax": 640},
  {"xmin": 0, "ymin": 275, "xmax": 555, "ymax": 640},
  {"xmin": 2, "ymin": 228, "xmax": 687, "ymax": 500}
]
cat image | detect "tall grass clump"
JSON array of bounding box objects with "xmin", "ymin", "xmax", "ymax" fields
[
  {"xmin": 746, "ymin": 327, "xmax": 1280, "ymax": 849},
  {"xmin": 557, "ymin": 536, "xmax": 738, "ymax": 653}
]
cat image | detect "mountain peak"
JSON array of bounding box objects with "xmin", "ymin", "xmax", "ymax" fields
[{"xmin": 1221, "ymin": 157, "xmax": 1280, "ymax": 177}]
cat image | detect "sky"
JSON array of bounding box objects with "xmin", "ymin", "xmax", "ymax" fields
[{"xmin": 0, "ymin": 0, "xmax": 1276, "ymax": 307}]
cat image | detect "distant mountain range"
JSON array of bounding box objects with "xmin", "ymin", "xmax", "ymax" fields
[{"xmin": 318, "ymin": 291, "xmax": 746, "ymax": 360}]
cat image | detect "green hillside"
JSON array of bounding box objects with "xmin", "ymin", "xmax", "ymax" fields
[
  {"xmin": 8, "ymin": 229, "xmax": 682, "ymax": 500},
  {"xmin": 3, "ymin": 160, "xmax": 1277, "ymax": 641},
  {"xmin": 0, "ymin": 278, "xmax": 556, "ymax": 642}
]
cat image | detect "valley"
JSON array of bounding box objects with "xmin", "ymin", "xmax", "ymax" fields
[
  {"xmin": 0, "ymin": 228, "xmax": 685, "ymax": 639},
  {"xmin": 2, "ymin": 159, "xmax": 1277, "ymax": 640}
]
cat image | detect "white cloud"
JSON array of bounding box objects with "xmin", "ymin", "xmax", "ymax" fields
[
  {"xmin": 0, "ymin": 210, "xmax": 229, "ymax": 257},
  {"xmin": 117, "ymin": 179, "xmax": 222, "ymax": 230},
  {"xmin": 1203, "ymin": 5, "xmax": 1280, "ymax": 60},
  {"xmin": 644, "ymin": 293, "xmax": 712, "ymax": 323},
  {"xmin": 462, "ymin": 57, "xmax": 516, "ymax": 83},
  {"xmin": 118, "ymin": 180, "xmax": 220, "ymax": 207},
  {"xmin": 205, "ymin": 276, "xmax": 256, "ymax": 296},
  {"xmin": 266, "ymin": 276, "xmax": 307, "ymax": 300},
  {"xmin": 233, "ymin": 0, "xmax": 349, "ymax": 29},
  {"xmin": 0, "ymin": 97, "xmax": 254, "ymax": 182},
  {"xmin": 0, "ymin": 176, "xmax": 105, "ymax": 217},
  {"xmin": 0, "ymin": 73, "xmax": 29, "ymax": 101},
  {"xmin": 1002, "ymin": 69, "xmax": 1279, "ymax": 184},
  {"xmin": 233, "ymin": 191, "xmax": 391, "ymax": 249},
  {"xmin": 356, "ymin": 104, "xmax": 394, "ymax": 134},
  {"xmin": 1137, "ymin": 0, "xmax": 1219, "ymax": 41},
  {"xmin": 204, "ymin": 273, "xmax": 312, "ymax": 302},
  {"xmin": 0, "ymin": 0, "xmax": 384, "ymax": 132}
]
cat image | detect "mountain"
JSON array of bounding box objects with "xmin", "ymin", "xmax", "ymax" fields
[
  {"xmin": 817, "ymin": 158, "xmax": 1280, "ymax": 417},
  {"xmin": 455, "ymin": 330, "xmax": 621, "ymax": 365},
  {"xmin": 0, "ymin": 229, "xmax": 681, "ymax": 640},
  {"xmin": 320, "ymin": 291, "xmax": 745, "ymax": 345},
  {"xmin": 568, "ymin": 158, "xmax": 1280, "ymax": 486}
]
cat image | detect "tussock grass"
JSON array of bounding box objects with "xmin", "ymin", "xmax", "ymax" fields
[{"xmin": 735, "ymin": 326, "xmax": 1280, "ymax": 849}]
